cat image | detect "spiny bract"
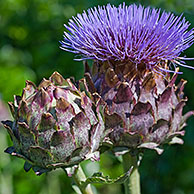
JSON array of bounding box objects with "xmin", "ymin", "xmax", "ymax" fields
[
  {"xmin": 85, "ymin": 61, "xmax": 194, "ymax": 154},
  {"xmin": 2, "ymin": 72, "xmax": 107, "ymax": 175}
]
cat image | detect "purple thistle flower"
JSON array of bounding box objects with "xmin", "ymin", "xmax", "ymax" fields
[{"xmin": 60, "ymin": 3, "xmax": 194, "ymax": 73}]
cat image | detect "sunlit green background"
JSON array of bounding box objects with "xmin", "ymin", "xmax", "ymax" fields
[{"xmin": 1, "ymin": 0, "xmax": 194, "ymax": 193}]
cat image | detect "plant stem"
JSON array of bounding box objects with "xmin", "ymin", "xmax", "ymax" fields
[
  {"xmin": 122, "ymin": 152, "xmax": 141, "ymax": 194},
  {"xmin": 72, "ymin": 165, "xmax": 94, "ymax": 194}
]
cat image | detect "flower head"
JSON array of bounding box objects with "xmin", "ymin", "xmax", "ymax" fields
[
  {"xmin": 61, "ymin": 3, "xmax": 194, "ymax": 73},
  {"xmin": 83, "ymin": 59, "xmax": 194, "ymax": 155},
  {"xmin": 2, "ymin": 72, "xmax": 107, "ymax": 175}
]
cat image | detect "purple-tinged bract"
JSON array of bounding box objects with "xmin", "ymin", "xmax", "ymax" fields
[
  {"xmin": 61, "ymin": 3, "xmax": 194, "ymax": 72},
  {"xmin": 2, "ymin": 72, "xmax": 108, "ymax": 175},
  {"xmin": 84, "ymin": 62, "xmax": 194, "ymax": 154}
]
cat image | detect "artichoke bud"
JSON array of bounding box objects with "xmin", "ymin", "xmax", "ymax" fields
[
  {"xmin": 86, "ymin": 61, "xmax": 194, "ymax": 154},
  {"xmin": 2, "ymin": 72, "xmax": 107, "ymax": 175}
]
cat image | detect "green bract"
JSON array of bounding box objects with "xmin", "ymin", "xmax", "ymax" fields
[
  {"xmin": 86, "ymin": 61, "xmax": 194, "ymax": 154},
  {"xmin": 2, "ymin": 72, "xmax": 107, "ymax": 175}
]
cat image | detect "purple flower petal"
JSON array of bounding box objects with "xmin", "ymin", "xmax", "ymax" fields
[{"xmin": 61, "ymin": 3, "xmax": 194, "ymax": 72}]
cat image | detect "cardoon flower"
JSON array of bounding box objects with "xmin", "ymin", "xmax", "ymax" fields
[
  {"xmin": 61, "ymin": 3, "xmax": 194, "ymax": 154},
  {"xmin": 61, "ymin": 3, "xmax": 194, "ymax": 73},
  {"xmin": 2, "ymin": 72, "xmax": 107, "ymax": 175}
]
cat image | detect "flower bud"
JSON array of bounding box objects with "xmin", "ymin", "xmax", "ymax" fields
[{"xmin": 2, "ymin": 72, "xmax": 107, "ymax": 175}]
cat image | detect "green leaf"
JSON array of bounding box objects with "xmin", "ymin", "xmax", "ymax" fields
[{"xmin": 81, "ymin": 167, "xmax": 133, "ymax": 186}]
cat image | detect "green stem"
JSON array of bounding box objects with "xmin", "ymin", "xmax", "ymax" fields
[
  {"xmin": 122, "ymin": 152, "xmax": 141, "ymax": 194},
  {"xmin": 72, "ymin": 165, "xmax": 94, "ymax": 194}
]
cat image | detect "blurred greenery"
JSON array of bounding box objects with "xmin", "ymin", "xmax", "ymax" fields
[{"xmin": 0, "ymin": 0, "xmax": 194, "ymax": 194}]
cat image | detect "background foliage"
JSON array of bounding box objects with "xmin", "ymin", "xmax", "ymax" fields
[{"xmin": 0, "ymin": 0, "xmax": 194, "ymax": 193}]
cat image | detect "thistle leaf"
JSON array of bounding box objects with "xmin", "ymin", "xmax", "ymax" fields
[{"xmin": 81, "ymin": 167, "xmax": 133, "ymax": 186}]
